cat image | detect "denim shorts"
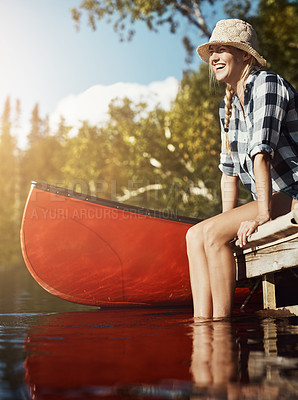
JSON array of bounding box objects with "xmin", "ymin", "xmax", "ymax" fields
[{"xmin": 280, "ymin": 183, "xmax": 298, "ymax": 200}]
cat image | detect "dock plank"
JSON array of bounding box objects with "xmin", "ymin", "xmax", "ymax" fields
[
  {"xmin": 236, "ymin": 234, "xmax": 298, "ymax": 279},
  {"xmin": 234, "ymin": 205, "xmax": 298, "ymax": 312}
]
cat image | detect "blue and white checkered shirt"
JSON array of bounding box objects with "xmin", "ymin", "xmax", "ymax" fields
[{"xmin": 219, "ymin": 70, "xmax": 298, "ymax": 199}]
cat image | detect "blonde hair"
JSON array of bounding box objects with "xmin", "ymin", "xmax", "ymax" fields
[
  {"xmin": 223, "ymin": 84, "xmax": 235, "ymax": 152},
  {"xmin": 223, "ymin": 55, "xmax": 259, "ymax": 153}
]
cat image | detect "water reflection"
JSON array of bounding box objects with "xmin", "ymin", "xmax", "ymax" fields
[
  {"xmin": 247, "ymin": 318, "xmax": 298, "ymax": 393},
  {"xmin": 191, "ymin": 321, "xmax": 238, "ymax": 387},
  {"xmin": 1, "ymin": 268, "xmax": 298, "ymax": 399},
  {"xmin": 24, "ymin": 309, "xmax": 193, "ymax": 399},
  {"xmin": 21, "ymin": 309, "xmax": 298, "ymax": 399},
  {"xmin": 190, "ymin": 318, "xmax": 298, "ymax": 400}
]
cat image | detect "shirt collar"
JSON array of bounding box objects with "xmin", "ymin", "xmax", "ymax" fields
[
  {"xmin": 245, "ymin": 68, "xmax": 260, "ymax": 89},
  {"xmin": 232, "ymin": 69, "xmax": 260, "ymax": 109}
]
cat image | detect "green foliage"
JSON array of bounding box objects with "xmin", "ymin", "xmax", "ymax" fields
[
  {"xmin": 250, "ymin": 0, "xmax": 298, "ymax": 87},
  {"xmin": 19, "ymin": 106, "xmax": 66, "ymax": 205},
  {"xmin": 224, "ymin": 0, "xmax": 254, "ymax": 20},
  {"xmin": 71, "ymin": 0, "xmax": 298, "ymax": 74},
  {"xmin": 27, "ymin": 104, "xmax": 43, "ymax": 146},
  {"xmin": 71, "ymin": 0, "xmax": 216, "ymax": 61},
  {"xmin": 71, "ymin": 0, "xmax": 214, "ymax": 35},
  {"xmin": 61, "ymin": 121, "xmax": 111, "ymax": 196},
  {"xmin": 224, "ymin": 0, "xmax": 298, "ymax": 87},
  {"xmin": 0, "ymin": 97, "xmax": 20, "ymax": 266},
  {"xmin": 60, "ymin": 65, "xmax": 224, "ymax": 218},
  {"xmin": 164, "ymin": 65, "xmax": 225, "ymax": 217}
]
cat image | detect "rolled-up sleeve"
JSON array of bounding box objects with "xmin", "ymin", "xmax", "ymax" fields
[
  {"xmin": 219, "ymin": 151, "xmax": 238, "ymax": 176},
  {"xmin": 249, "ymin": 73, "xmax": 289, "ymax": 158}
]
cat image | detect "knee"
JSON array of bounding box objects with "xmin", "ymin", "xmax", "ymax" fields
[
  {"xmin": 202, "ymin": 220, "xmax": 222, "ymax": 250},
  {"xmin": 186, "ymin": 223, "xmax": 204, "ymax": 254},
  {"xmin": 186, "ymin": 219, "xmax": 226, "ymax": 254}
]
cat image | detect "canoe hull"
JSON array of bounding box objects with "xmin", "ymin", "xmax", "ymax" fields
[{"xmin": 21, "ymin": 182, "xmax": 198, "ymax": 307}]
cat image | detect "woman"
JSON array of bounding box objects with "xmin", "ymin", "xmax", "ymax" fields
[{"xmin": 186, "ymin": 19, "xmax": 298, "ymax": 320}]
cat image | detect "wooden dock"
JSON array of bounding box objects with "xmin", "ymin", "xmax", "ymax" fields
[{"xmin": 234, "ymin": 204, "xmax": 298, "ymax": 315}]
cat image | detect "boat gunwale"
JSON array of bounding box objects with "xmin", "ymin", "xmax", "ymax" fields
[{"xmin": 31, "ymin": 181, "xmax": 201, "ymax": 225}]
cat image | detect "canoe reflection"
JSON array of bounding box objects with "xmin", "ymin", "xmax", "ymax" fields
[
  {"xmin": 24, "ymin": 309, "xmax": 293, "ymax": 399},
  {"xmin": 24, "ymin": 309, "xmax": 194, "ymax": 399}
]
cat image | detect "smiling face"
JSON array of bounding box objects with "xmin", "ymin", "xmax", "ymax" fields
[{"xmin": 209, "ymin": 45, "xmax": 251, "ymax": 89}]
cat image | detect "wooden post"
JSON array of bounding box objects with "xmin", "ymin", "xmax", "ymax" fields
[
  {"xmin": 263, "ymin": 319, "xmax": 279, "ymax": 381},
  {"xmin": 262, "ymin": 273, "xmax": 276, "ymax": 309}
]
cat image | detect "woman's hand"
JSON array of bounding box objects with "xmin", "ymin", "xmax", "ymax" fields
[
  {"xmin": 237, "ymin": 153, "xmax": 272, "ymax": 247},
  {"xmin": 237, "ymin": 214, "xmax": 270, "ymax": 247}
]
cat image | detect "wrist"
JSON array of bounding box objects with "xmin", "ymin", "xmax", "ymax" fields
[
  {"xmin": 255, "ymin": 213, "xmax": 270, "ymax": 225},
  {"xmin": 257, "ymin": 204, "xmax": 271, "ymax": 221}
]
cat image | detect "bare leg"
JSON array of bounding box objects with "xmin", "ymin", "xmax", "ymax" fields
[
  {"xmin": 203, "ymin": 201, "xmax": 259, "ymax": 318},
  {"xmin": 186, "ymin": 192, "xmax": 295, "ymax": 319},
  {"xmin": 186, "ymin": 226, "xmax": 213, "ymax": 318}
]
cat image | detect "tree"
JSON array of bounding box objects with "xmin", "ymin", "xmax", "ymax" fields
[
  {"xmin": 61, "ymin": 121, "xmax": 112, "ymax": 197},
  {"xmin": 0, "ymin": 97, "xmax": 20, "ymax": 266},
  {"xmin": 14, "ymin": 99, "xmax": 21, "ymax": 132},
  {"xmin": 158, "ymin": 64, "xmax": 225, "ymax": 217},
  {"xmin": 88, "ymin": 66, "xmax": 226, "ymax": 218},
  {"xmin": 27, "ymin": 104, "xmax": 44, "ymax": 146},
  {"xmin": 71, "ymin": 0, "xmax": 226, "ymax": 62},
  {"xmin": 19, "ymin": 105, "xmax": 67, "ymax": 207},
  {"xmin": 224, "ymin": 0, "xmax": 297, "ymax": 86},
  {"xmin": 56, "ymin": 116, "xmax": 72, "ymax": 143},
  {"xmin": 59, "ymin": 64, "xmax": 252, "ymax": 218},
  {"xmin": 249, "ymin": 0, "xmax": 298, "ymax": 88},
  {"xmin": 61, "ymin": 100, "xmax": 153, "ymax": 200},
  {"xmin": 101, "ymin": 98, "xmax": 171, "ymax": 207}
]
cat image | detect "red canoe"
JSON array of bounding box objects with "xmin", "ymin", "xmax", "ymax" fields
[{"xmin": 20, "ymin": 181, "xmax": 253, "ymax": 308}]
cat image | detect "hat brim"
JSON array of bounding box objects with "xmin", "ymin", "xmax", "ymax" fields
[{"xmin": 197, "ymin": 41, "xmax": 267, "ymax": 67}]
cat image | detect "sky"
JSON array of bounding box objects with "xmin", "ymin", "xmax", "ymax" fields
[{"xmin": 0, "ymin": 0, "xmax": 225, "ymax": 147}]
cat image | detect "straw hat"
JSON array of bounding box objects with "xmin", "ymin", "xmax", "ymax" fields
[{"xmin": 197, "ymin": 19, "xmax": 266, "ymax": 67}]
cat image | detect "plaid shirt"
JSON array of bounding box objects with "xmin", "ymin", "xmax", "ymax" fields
[{"xmin": 219, "ymin": 70, "xmax": 298, "ymax": 199}]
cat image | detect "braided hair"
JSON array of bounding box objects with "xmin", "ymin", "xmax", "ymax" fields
[
  {"xmin": 224, "ymin": 84, "xmax": 235, "ymax": 153},
  {"xmin": 223, "ymin": 56, "xmax": 259, "ymax": 154}
]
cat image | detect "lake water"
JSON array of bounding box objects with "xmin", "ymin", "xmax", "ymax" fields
[{"xmin": 1, "ymin": 265, "xmax": 298, "ymax": 400}]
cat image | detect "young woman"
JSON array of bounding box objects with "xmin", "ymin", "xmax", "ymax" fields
[{"xmin": 186, "ymin": 19, "xmax": 298, "ymax": 320}]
